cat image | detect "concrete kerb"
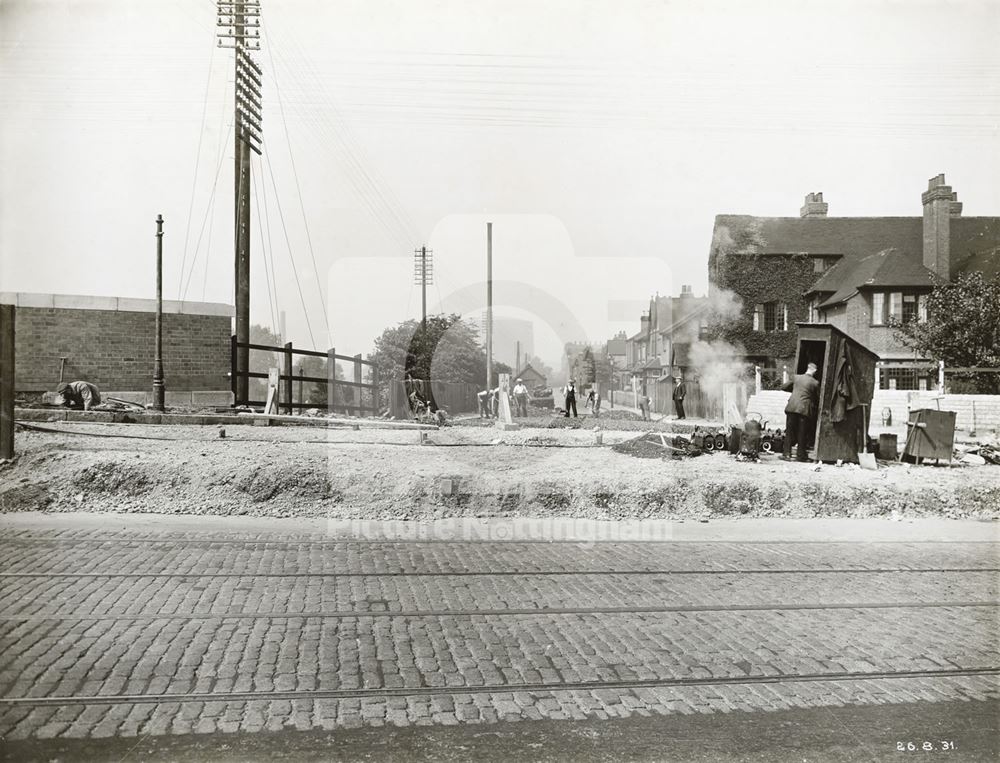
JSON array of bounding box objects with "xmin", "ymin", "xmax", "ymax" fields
[
  {"xmin": 13, "ymin": 408, "xmax": 431, "ymax": 430},
  {"xmin": 1, "ymin": 511, "xmax": 996, "ymax": 543}
]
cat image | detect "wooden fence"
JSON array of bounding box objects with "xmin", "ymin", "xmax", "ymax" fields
[
  {"xmin": 231, "ymin": 338, "xmax": 379, "ymax": 416},
  {"xmin": 387, "ymin": 378, "xmax": 480, "ymax": 419}
]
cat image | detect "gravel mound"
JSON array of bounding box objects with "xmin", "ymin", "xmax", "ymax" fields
[{"xmin": 2, "ymin": 424, "xmax": 998, "ymax": 522}]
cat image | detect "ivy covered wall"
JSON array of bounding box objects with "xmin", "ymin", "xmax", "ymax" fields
[{"xmin": 706, "ymin": 218, "xmax": 825, "ymax": 367}]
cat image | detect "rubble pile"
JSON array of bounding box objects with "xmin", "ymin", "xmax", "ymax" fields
[{"xmin": 611, "ymin": 432, "xmax": 704, "ymax": 460}]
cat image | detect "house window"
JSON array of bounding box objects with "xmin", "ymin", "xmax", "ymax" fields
[
  {"xmin": 871, "ymin": 293, "xmax": 885, "ymax": 325},
  {"xmin": 813, "ymin": 257, "xmax": 827, "ymax": 273},
  {"xmin": 754, "ymin": 302, "xmax": 788, "ymax": 332},
  {"xmin": 870, "ymin": 291, "xmax": 927, "ymax": 325}
]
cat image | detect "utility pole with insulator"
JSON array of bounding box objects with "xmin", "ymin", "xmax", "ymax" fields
[
  {"xmin": 217, "ymin": 0, "xmax": 262, "ymax": 404},
  {"xmin": 152, "ymin": 214, "xmax": 165, "ymax": 412},
  {"xmin": 486, "ymin": 222, "xmax": 493, "ymax": 389},
  {"xmin": 413, "ymin": 246, "xmax": 433, "ymax": 331}
]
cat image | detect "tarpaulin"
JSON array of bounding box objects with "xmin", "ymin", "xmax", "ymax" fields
[{"xmin": 831, "ymin": 341, "xmax": 863, "ymax": 423}]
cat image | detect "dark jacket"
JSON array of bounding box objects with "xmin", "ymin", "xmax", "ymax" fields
[
  {"xmin": 782, "ymin": 373, "xmax": 820, "ymax": 417},
  {"xmin": 672, "ymin": 382, "xmax": 686, "ymax": 401}
]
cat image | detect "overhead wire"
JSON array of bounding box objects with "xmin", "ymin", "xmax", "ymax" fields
[
  {"xmin": 251, "ymin": 159, "xmax": 279, "ymax": 336},
  {"xmin": 182, "ymin": 117, "xmax": 235, "ymax": 301},
  {"xmin": 261, "ymin": 144, "xmax": 318, "ymax": 348},
  {"xmin": 177, "ymin": 31, "xmax": 218, "ymax": 300},
  {"xmin": 261, "ymin": 15, "xmax": 331, "ymax": 345},
  {"xmin": 257, "ymin": 157, "xmax": 282, "ymax": 337},
  {"xmin": 261, "ymin": 23, "xmax": 420, "ymax": 249},
  {"xmin": 201, "ymin": 180, "xmax": 216, "ymax": 303}
]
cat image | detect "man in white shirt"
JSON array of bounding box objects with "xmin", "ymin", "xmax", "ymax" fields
[
  {"xmin": 563, "ymin": 379, "xmax": 578, "ymax": 418},
  {"xmin": 512, "ymin": 378, "xmax": 530, "ymax": 417}
]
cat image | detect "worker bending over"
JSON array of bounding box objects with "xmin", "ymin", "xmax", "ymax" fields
[{"xmin": 55, "ymin": 381, "xmax": 102, "ymax": 411}]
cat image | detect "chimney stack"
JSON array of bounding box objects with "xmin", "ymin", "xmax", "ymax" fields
[
  {"xmin": 680, "ymin": 284, "xmax": 694, "ymax": 298},
  {"xmin": 922, "ymin": 174, "xmax": 962, "ymax": 280},
  {"xmin": 800, "ymin": 192, "xmax": 828, "ymax": 218}
]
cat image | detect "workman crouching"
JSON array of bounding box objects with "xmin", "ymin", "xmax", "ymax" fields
[{"xmin": 55, "ymin": 381, "xmax": 102, "ymax": 411}]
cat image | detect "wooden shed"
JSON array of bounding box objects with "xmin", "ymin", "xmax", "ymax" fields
[{"xmin": 791, "ymin": 323, "xmax": 879, "ymax": 463}]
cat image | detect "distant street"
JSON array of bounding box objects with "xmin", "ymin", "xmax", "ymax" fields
[{"xmin": 0, "ymin": 514, "xmax": 997, "ymax": 761}]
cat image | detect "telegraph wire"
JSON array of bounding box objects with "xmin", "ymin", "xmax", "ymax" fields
[
  {"xmin": 256, "ymin": 155, "xmax": 282, "ymax": 337},
  {"xmin": 251, "ymin": 160, "xmax": 279, "ymax": 336},
  {"xmin": 261, "ymin": 16, "xmax": 331, "ymax": 345},
  {"xmin": 261, "ymin": 144, "xmax": 318, "ymax": 349},
  {"xmin": 182, "ymin": 117, "xmax": 235, "ymax": 301},
  {"xmin": 177, "ymin": 30, "xmax": 219, "ymax": 299}
]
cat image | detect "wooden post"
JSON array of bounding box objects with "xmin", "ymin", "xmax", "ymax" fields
[
  {"xmin": 486, "ymin": 222, "xmax": 493, "ymax": 390},
  {"xmin": 938, "ymin": 360, "xmax": 945, "ymax": 394},
  {"xmin": 353, "ymin": 354, "xmax": 363, "ymax": 416},
  {"xmin": 283, "ymin": 342, "xmax": 293, "ymax": 415},
  {"xmin": 297, "ymin": 365, "xmax": 304, "ymax": 408},
  {"xmin": 327, "ymin": 348, "xmax": 336, "ymax": 414},
  {"xmin": 497, "ymin": 372, "xmax": 513, "ymax": 425},
  {"xmin": 371, "ymin": 364, "xmax": 380, "ymax": 416},
  {"xmin": 230, "ymin": 334, "xmax": 238, "ymax": 402},
  {"xmin": 0, "ymin": 304, "xmax": 14, "ymax": 460},
  {"xmin": 755, "ymin": 365, "xmax": 762, "ymax": 394}
]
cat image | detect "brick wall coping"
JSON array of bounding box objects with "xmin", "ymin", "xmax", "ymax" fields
[{"xmin": 0, "ymin": 292, "xmax": 234, "ymax": 318}]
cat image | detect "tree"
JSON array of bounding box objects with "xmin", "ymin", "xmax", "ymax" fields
[
  {"xmin": 369, "ymin": 314, "xmax": 513, "ymax": 406},
  {"xmin": 294, "ymin": 356, "xmax": 352, "ymax": 408},
  {"xmin": 890, "ymin": 272, "xmax": 1000, "ymax": 393}
]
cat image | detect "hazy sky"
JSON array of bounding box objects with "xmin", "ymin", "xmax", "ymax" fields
[{"xmin": 2, "ymin": 0, "xmax": 998, "ymax": 365}]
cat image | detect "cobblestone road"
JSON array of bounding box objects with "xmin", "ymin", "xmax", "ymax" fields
[{"xmin": 0, "ymin": 521, "xmax": 997, "ymax": 748}]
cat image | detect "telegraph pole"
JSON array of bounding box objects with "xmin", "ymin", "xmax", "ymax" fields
[
  {"xmin": 217, "ymin": 0, "xmax": 262, "ymax": 403},
  {"xmin": 413, "ymin": 246, "xmax": 433, "ymax": 332},
  {"xmin": 486, "ymin": 222, "xmax": 493, "ymax": 389},
  {"xmin": 152, "ymin": 214, "xmax": 165, "ymax": 412}
]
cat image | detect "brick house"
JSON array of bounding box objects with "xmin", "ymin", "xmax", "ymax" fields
[
  {"xmin": 622, "ymin": 286, "xmax": 707, "ymax": 395},
  {"xmin": 513, "ymin": 363, "xmax": 547, "ymax": 389},
  {"xmin": 605, "ymin": 331, "xmax": 627, "ymax": 389},
  {"xmin": 707, "ymin": 175, "xmax": 1000, "ymax": 386}
]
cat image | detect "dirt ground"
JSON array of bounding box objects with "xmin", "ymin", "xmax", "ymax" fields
[{"xmin": 1, "ymin": 411, "xmax": 998, "ymax": 521}]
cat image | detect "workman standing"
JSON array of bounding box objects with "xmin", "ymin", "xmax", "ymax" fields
[
  {"xmin": 477, "ymin": 388, "xmax": 492, "ymax": 418},
  {"xmin": 55, "ymin": 381, "xmax": 102, "ymax": 411},
  {"xmin": 563, "ymin": 379, "xmax": 578, "ymax": 418},
  {"xmin": 672, "ymin": 375, "xmax": 687, "ymax": 420},
  {"xmin": 781, "ymin": 362, "xmax": 820, "ymax": 462},
  {"xmin": 512, "ymin": 378, "xmax": 530, "ymax": 417}
]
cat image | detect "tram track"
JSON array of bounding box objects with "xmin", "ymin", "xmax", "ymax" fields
[
  {"xmin": 2, "ymin": 566, "xmax": 996, "ymax": 578},
  {"xmin": 3, "ymin": 536, "xmax": 998, "ymax": 545},
  {"xmin": 1, "ymin": 666, "xmax": 997, "ymax": 707},
  {"xmin": 0, "ymin": 600, "xmax": 996, "ymax": 622}
]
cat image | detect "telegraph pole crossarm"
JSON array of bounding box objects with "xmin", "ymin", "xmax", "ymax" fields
[{"xmin": 217, "ymin": 0, "xmax": 263, "ymax": 404}]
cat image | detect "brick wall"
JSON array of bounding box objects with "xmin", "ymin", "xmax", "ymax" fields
[
  {"xmin": 3, "ymin": 294, "xmax": 232, "ymax": 393},
  {"xmin": 747, "ymin": 389, "xmax": 1000, "ymax": 434}
]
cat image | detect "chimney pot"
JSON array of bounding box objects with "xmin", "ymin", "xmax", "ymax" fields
[
  {"xmin": 800, "ymin": 192, "xmax": 829, "ymax": 218},
  {"xmin": 922, "ymin": 174, "xmax": 958, "ymax": 279}
]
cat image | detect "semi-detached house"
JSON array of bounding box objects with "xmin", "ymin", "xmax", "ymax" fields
[{"xmin": 708, "ymin": 174, "xmax": 1000, "ymax": 389}]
